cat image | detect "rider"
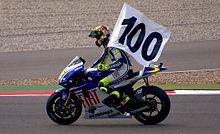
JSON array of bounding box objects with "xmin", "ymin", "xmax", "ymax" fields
[{"xmin": 88, "ymin": 25, "xmax": 135, "ymax": 108}]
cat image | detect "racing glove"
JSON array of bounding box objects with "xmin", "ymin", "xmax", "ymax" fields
[{"xmin": 97, "ymin": 64, "xmax": 109, "ymax": 71}]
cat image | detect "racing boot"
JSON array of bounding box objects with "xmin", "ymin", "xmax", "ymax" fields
[
  {"xmin": 121, "ymin": 96, "xmax": 138, "ymax": 111},
  {"xmin": 121, "ymin": 96, "xmax": 143, "ymax": 112},
  {"xmin": 102, "ymin": 94, "xmax": 120, "ymax": 107},
  {"xmin": 102, "ymin": 90, "xmax": 121, "ymax": 107},
  {"xmin": 121, "ymin": 96, "xmax": 149, "ymax": 114}
]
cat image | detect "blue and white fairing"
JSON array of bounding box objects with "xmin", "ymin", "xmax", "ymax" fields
[
  {"xmin": 58, "ymin": 56, "xmax": 114, "ymax": 88},
  {"xmin": 58, "ymin": 56, "xmax": 84, "ymax": 87},
  {"xmin": 85, "ymin": 68, "xmax": 114, "ymax": 82}
]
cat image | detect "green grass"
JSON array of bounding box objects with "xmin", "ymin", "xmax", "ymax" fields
[{"xmin": 0, "ymin": 84, "xmax": 220, "ymax": 92}]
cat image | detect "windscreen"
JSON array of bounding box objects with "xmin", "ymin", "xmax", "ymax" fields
[{"xmin": 68, "ymin": 56, "xmax": 83, "ymax": 67}]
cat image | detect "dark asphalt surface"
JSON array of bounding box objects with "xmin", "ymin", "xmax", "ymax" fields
[
  {"xmin": 0, "ymin": 40, "xmax": 219, "ymax": 134},
  {"xmin": 0, "ymin": 40, "xmax": 220, "ymax": 80},
  {"xmin": 0, "ymin": 95, "xmax": 220, "ymax": 134}
]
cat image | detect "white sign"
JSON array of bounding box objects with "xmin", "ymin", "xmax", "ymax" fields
[{"xmin": 108, "ymin": 3, "xmax": 171, "ymax": 67}]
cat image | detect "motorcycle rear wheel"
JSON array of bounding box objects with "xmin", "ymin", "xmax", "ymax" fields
[
  {"xmin": 133, "ymin": 86, "xmax": 170, "ymax": 125},
  {"xmin": 46, "ymin": 93, "xmax": 82, "ymax": 125}
]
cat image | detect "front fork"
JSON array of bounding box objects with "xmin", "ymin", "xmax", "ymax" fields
[
  {"xmin": 63, "ymin": 92, "xmax": 72, "ymax": 107},
  {"xmin": 55, "ymin": 89, "xmax": 73, "ymax": 107}
]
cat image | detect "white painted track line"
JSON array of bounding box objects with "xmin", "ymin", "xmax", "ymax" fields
[{"xmin": 1, "ymin": 90, "xmax": 220, "ymax": 96}]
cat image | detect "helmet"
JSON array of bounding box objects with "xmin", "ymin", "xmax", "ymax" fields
[{"xmin": 89, "ymin": 25, "xmax": 110, "ymax": 47}]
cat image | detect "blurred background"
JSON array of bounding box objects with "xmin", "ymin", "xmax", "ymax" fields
[{"xmin": 1, "ymin": 0, "xmax": 219, "ymax": 52}]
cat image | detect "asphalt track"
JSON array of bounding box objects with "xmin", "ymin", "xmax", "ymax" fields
[
  {"xmin": 0, "ymin": 40, "xmax": 220, "ymax": 81},
  {"xmin": 0, "ymin": 40, "xmax": 220, "ymax": 134},
  {"xmin": 0, "ymin": 95, "xmax": 220, "ymax": 134}
]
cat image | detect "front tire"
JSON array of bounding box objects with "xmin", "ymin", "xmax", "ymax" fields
[
  {"xmin": 134, "ymin": 86, "xmax": 170, "ymax": 125},
  {"xmin": 46, "ymin": 93, "xmax": 82, "ymax": 125}
]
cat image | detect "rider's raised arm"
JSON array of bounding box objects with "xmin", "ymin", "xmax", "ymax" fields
[{"xmin": 90, "ymin": 47, "xmax": 108, "ymax": 68}]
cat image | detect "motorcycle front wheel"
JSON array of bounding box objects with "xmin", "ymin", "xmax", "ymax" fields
[
  {"xmin": 134, "ymin": 86, "xmax": 170, "ymax": 125},
  {"xmin": 46, "ymin": 93, "xmax": 82, "ymax": 125}
]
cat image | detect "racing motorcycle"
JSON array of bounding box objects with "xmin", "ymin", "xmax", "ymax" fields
[{"xmin": 46, "ymin": 56, "xmax": 170, "ymax": 125}]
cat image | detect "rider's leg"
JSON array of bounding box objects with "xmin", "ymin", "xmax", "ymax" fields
[
  {"xmin": 99, "ymin": 65, "xmax": 139, "ymax": 109},
  {"xmin": 121, "ymin": 95, "xmax": 139, "ymax": 110},
  {"xmin": 98, "ymin": 68, "xmax": 128, "ymax": 107},
  {"xmin": 98, "ymin": 76, "xmax": 121, "ymax": 107}
]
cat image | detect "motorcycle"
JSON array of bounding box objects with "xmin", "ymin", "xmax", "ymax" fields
[{"xmin": 46, "ymin": 56, "xmax": 170, "ymax": 125}]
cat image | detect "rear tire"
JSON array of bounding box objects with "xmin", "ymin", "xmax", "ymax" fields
[
  {"xmin": 46, "ymin": 93, "xmax": 82, "ymax": 125},
  {"xmin": 134, "ymin": 86, "xmax": 170, "ymax": 125}
]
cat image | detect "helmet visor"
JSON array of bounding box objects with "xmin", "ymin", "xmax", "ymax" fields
[{"xmin": 88, "ymin": 30, "xmax": 102, "ymax": 39}]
